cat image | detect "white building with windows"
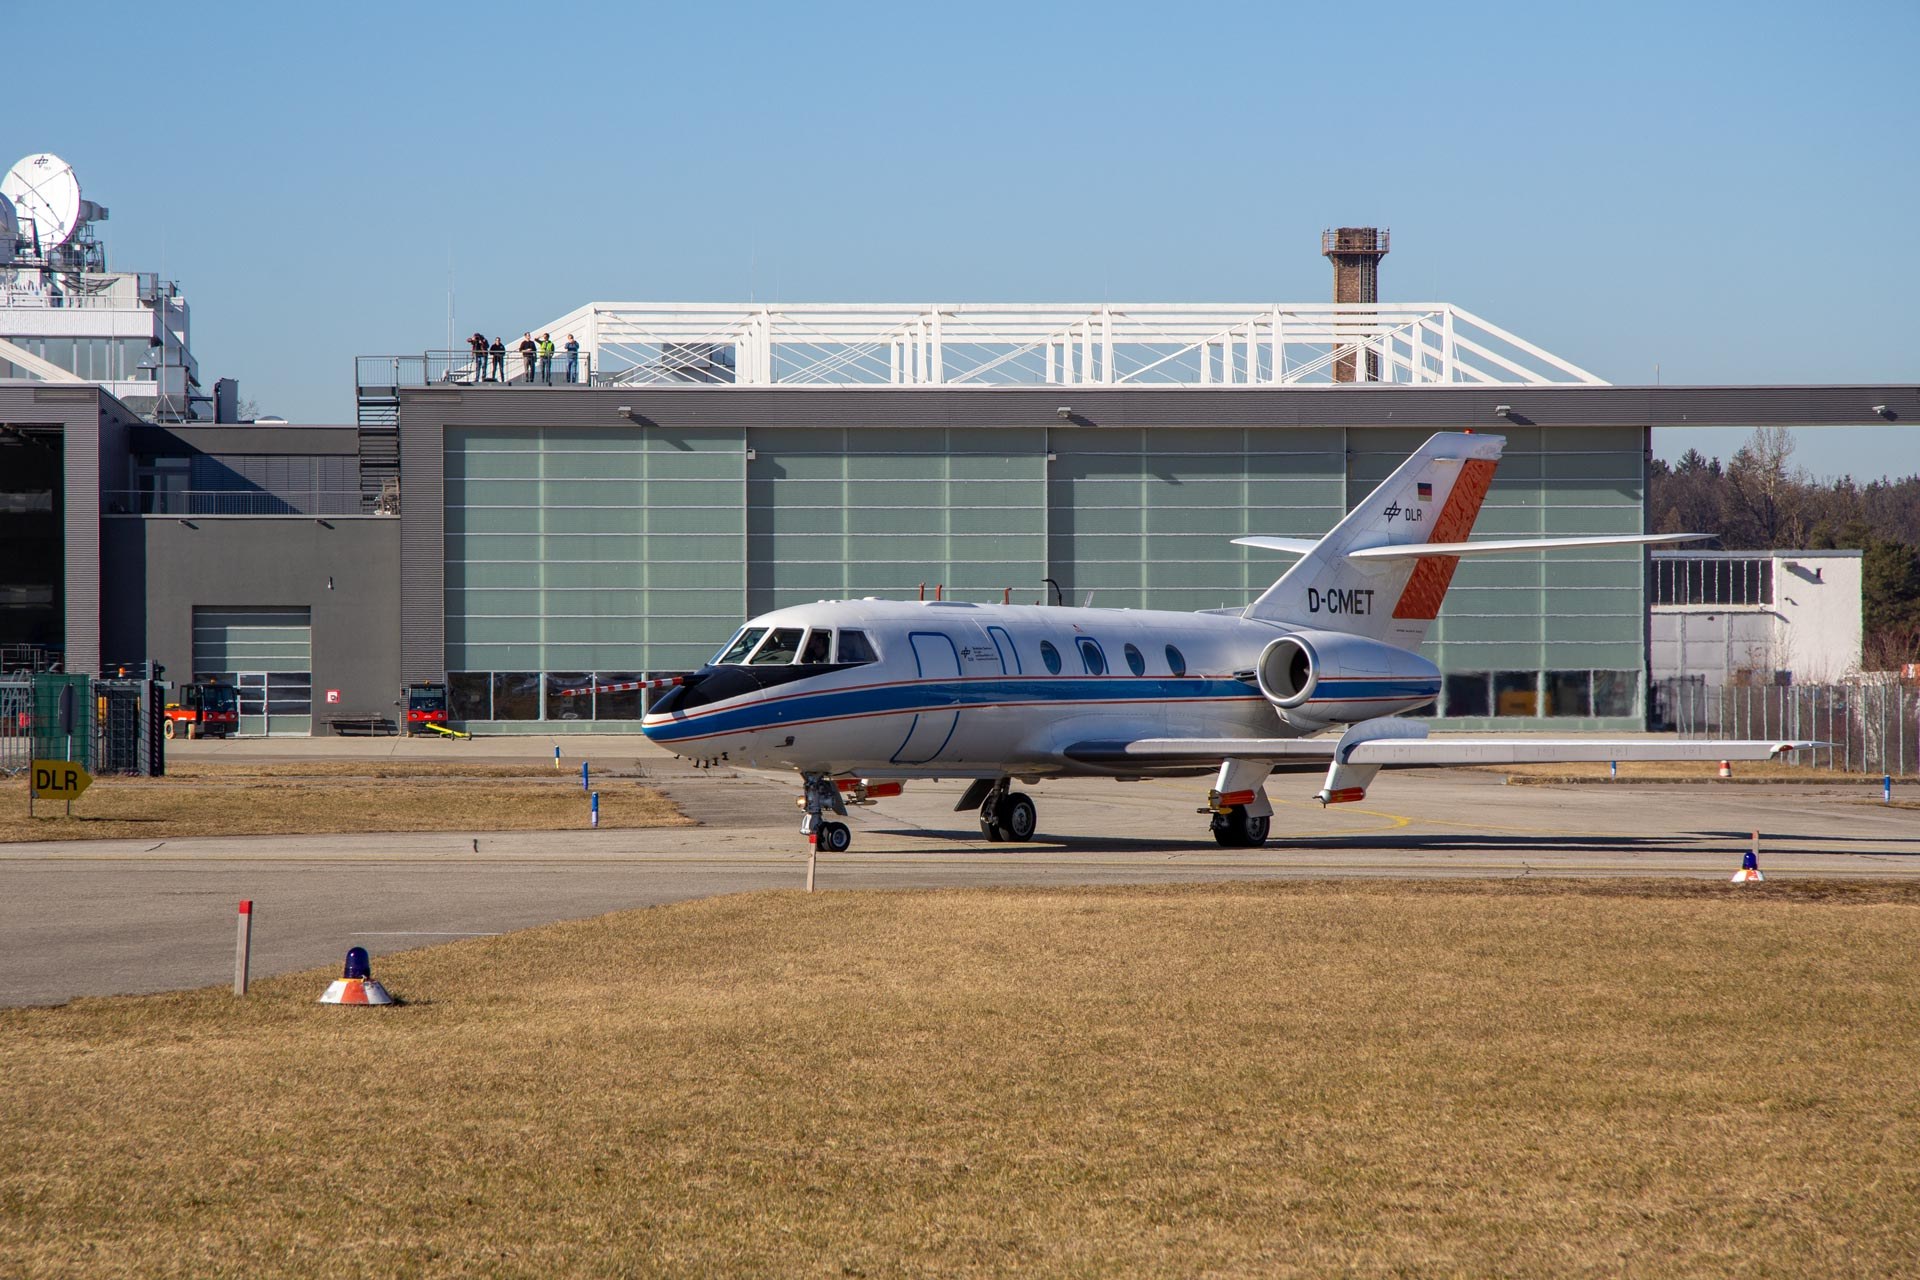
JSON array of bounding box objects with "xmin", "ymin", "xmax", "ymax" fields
[
  {"xmin": 0, "ymin": 152, "xmax": 206, "ymax": 421},
  {"xmin": 1650, "ymin": 550, "xmax": 1863, "ymax": 685}
]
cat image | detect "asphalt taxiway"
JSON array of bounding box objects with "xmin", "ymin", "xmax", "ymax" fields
[{"xmin": 3, "ymin": 738, "xmax": 1915, "ymax": 1006}]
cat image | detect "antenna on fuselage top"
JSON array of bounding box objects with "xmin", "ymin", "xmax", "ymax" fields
[
  {"xmin": 1083, "ymin": 590, "xmax": 1097, "ymax": 608},
  {"xmin": 1042, "ymin": 577, "xmax": 1064, "ymax": 607}
]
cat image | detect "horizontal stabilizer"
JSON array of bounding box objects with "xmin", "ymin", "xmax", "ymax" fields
[
  {"xmin": 1232, "ymin": 536, "xmax": 1321, "ymax": 556},
  {"xmin": 1345, "ymin": 533, "xmax": 1714, "ymax": 561}
]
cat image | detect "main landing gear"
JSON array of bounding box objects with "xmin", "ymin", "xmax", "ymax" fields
[
  {"xmin": 1209, "ymin": 805, "xmax": 1270, "ymax": 848},
  {"xmin": 797, "ymin": 773, "xmax": 853, "ymax": 852},
  {"xmin": 955, "ymin": 778, "xmax": 1038, "ymax": 843},
  {"xmin": 1202, "ymin": 760, "xmax": 1274, "ymax": 848}
]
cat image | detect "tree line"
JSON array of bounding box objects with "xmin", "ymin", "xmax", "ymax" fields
[{"xmin": 1648, "ymin": 427, "xmax": 1920, "ymax": 670}]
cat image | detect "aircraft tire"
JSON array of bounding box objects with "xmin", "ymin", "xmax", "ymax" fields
[
  {"xmin": 819, "ymin": 821, "xmax": 852, "ymax": 853},
  {"xmin": 994, "ymin": 793, "xmax": 1037, "ymax": 843},
  {"xmin": 978, "ymin": 811, "xmax": 1004, "ymax": 842},
  {"xmin": 1211, "ymin": 806, "xmax": 1270, "ymax": 848}
]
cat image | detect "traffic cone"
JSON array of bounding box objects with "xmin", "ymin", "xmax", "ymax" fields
[
  {"xmin": 1718, "ymin": 760, "xmax": 1733, "ymax": 778},
  {"xmin": 319, "ymin": 945, "xmax": 394, "ymax": 1005},
  {"xmin": 1731, "ymin": 833, "xmax": 1764, "ymax": 884}
]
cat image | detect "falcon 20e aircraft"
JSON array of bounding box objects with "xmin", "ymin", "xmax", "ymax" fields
[{"xmin": 641, "ymin": 432, "xmax": 1806, "ymax": 851}]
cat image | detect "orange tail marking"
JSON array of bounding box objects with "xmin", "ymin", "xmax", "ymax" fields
[{"xmin": 1392, "ymin": 457, "xmax": 1497, "ymax": 621}]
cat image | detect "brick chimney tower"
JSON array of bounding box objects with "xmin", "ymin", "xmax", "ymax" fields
[{"xmin": 1321, "ymin": 227, "xmax": 1389, "ymax": 382}]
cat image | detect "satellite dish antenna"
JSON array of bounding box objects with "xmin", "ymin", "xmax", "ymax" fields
[{"xmin": 2, "ymin": 153, "xmax": 100, "ymax": 254}]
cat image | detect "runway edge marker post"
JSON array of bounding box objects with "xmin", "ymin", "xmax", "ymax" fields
[{"xmin": 233, "ymin": 900, "xmax": 253, "ymax": 996}]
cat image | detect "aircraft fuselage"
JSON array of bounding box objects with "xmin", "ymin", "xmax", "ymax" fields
[{"xmin": 641, "ymin": 599, "xmax": 1441, "ymax": 778}]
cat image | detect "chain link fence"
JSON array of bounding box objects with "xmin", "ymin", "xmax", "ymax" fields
[
  {"xmin": 0, "ymin": 675, "xmax": 165, "ymax": 778},
  {"xmin": 1657, "ymin": 678, "xmax": 1920, "ymax": 776},
  {"xmin": 0, "ymin": 678, "xmax": 31, "ymax": 776}
]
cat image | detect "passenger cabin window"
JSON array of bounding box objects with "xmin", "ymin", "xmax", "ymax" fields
[
  {"xmin": 835, "ymin": 629, "xmax": 879, "ymax": 665},
  {"xmin": 1165, "ymin": 645, "xmax": 1187, "ymax": 677},
  {"xmin": 749, "ymin": 628, "xmax": 805, "ymax": 664},
  {"xmin": 716, "ymin": 627, "xmax": 766, "ymax": 665},
  {"xmin": 1039, "ymin": 640, "xmax": 1062, "ymax": 675},
  {"xmin": 1077, "ymin": 638, "xmax": 1106, "ymax": 675},
  {"xmin": 799, "ymin": 630, "xmax": 833, "ymax": 664},
  {"xmin": 1123, "ymin": 643, "xmax": 1146, "ymax": 677}
]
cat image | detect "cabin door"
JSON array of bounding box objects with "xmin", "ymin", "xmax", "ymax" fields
[{"xmin": 892, "ymin": 631, "xmax": 962, "ymax": 764}]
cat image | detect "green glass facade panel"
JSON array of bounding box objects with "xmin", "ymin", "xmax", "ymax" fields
[{"xmin": 439, "ymin": 418, "xmax": 1644, "ymax": 728}]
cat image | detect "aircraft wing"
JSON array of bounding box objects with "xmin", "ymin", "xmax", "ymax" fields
[
  {"xmin": 1071, "ymin": 736, "xmax": 1812, "ymax": 769},
  {"xmin": 1063, "ymin": 737, "xmax": 1338, "ymax": 772}
]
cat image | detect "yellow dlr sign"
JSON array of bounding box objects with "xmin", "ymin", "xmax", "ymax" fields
[{"xmin": 31, "ymin": 760, "xmax": 93, "ymax": 801}]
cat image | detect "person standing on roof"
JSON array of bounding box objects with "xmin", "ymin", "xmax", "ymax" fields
[
  {"xmin": 518, "ymin": 333, "xmax": 537, "ymax": 383},
  {"xmin": 563, "ymin": 334, "xmax": 580, "ymax": 383},
  {"xmin": 538, "ymin": 333, "xmax": 556, "ymax": 385},
  {"xmin": 469, "ymin": 332, "xmax": 489, "ymax": 382},
  {"xmin": 489, "ymin": 336, "xmax": 505, "ymax": 382}
]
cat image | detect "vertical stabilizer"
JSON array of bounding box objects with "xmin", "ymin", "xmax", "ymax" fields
[{"xmin": 1243, "ymin": 432, "xmax": 1504, "ymax": 649}]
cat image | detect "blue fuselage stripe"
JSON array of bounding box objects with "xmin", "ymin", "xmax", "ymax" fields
[{"xmin": 640, "ymin": 675, "xmax": 1439, "ymax": 744}]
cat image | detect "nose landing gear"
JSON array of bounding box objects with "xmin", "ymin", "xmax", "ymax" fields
[{"xmin": 797, "ymin": 773, "xmax": 853, "ymax": 852}]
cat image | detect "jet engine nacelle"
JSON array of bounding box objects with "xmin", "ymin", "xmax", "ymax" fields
[{"xmin": 1255, "ymin": 630, "xmax": 1441, "ymax": 729}]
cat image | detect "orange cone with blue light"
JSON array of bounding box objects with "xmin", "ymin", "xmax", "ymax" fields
[
  {"xmin": 1731, "ymin": 835, "xmax": 1764, "ymax": 885},
  {"xmin": 319, "ymin": 945, "xmax": 394, "ymax": 1005}
]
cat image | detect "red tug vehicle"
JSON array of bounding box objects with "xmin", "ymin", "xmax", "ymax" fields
[{"xmin": 163, "ymin": 680, "xmax": 240, "ymax": 739}]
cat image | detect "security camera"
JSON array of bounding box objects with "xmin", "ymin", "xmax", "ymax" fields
[
  {"xmin": 1057, "ymin": 406, "xmax": 1073, "ymax": 420},
  {"xmin": 1494, "ymin": 404, "xmax": 1513, "ymax": 418},
  {"xmin": 1873, "ymin": 404, "xmax": 1893, "ymax": 418}
]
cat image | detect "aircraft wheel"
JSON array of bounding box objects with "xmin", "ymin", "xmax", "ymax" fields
[
  {"xmin": 162, "ymin": 719, "xmax": 177, "ymax": 740},
  {"xmin": 994, "ymin": 792, "xmax": 1038, "ymax": 843},
  {"xmin": 818, "ymin": 821, "xmax": 852, "ymax": 854},
  {"xmin": 1211, "ymin": 806, "xmax": 1270, "ymax": 848},
  {"xmin": 978, "ymin": 810, "xmax": 1004, "ymax": 842}
]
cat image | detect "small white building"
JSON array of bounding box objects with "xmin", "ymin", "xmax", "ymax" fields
[
  {"xmin": 0, "ymin": 152, "xmax": 204, "ymax": 421},
  {"xmin": 1650, "ymin": 550, "xmax": 1863, "ymax": 685}
]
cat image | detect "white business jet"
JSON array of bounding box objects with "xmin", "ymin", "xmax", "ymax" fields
[{"xmin": 639, "ymin": 431, "xmax": 1804, "ymax": 851}]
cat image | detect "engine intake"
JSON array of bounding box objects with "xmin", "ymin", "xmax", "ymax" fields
[{"xmin": 1254, "ymin": 630, "xmax": 1440, "ymax": 728}]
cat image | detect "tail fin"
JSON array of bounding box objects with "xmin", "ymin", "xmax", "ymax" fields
[{"xmin": 1242, "ymin": 431, "xmax": 1503, "ymax": 649}]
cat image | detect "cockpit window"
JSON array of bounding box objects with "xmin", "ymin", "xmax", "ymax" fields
[
  {"xmin": 749, "ymin": 628, "xmax": 805, "ymax": 665},
  {"xmin": 715, "ymin": 627, "xmax": 765, "ymax": 665},
  {"xmin": 835, "ymin": 629, "xmax": 878, "ymax": 665},
  {"xmin": 799, "ymin": 629, "xmax": 833, "ymax": 664}
]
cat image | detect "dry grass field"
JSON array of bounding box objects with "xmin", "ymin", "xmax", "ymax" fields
[
  {"xmin": 0, "ymin": 762, "xmax": 689, "ymax": 842},
  {"xmin": 4, "ymin": 880, "xmax": 1917, "ymax": 1277}
]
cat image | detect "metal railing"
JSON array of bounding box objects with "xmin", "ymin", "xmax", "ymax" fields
[
  {"xmin": 103, "ymin": 489, "xmax": 373, "ymax": 517},
  {"xmin": 355, "ymin": 349, "xmax": 591, "ymax": 390},
  {"xmin": 1659, "ymin": 678, "xmax": 1920, "ymax": 776}
]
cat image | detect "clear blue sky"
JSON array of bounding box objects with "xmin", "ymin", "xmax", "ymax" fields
[{"xmin": 11, "ymin": 0, "xmax": 1917, "ymax": 477}]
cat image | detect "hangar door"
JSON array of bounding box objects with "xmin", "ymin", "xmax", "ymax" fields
[{"xmin": 192, "ymin": 607, "xmax": 313, "ymax": 736}]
